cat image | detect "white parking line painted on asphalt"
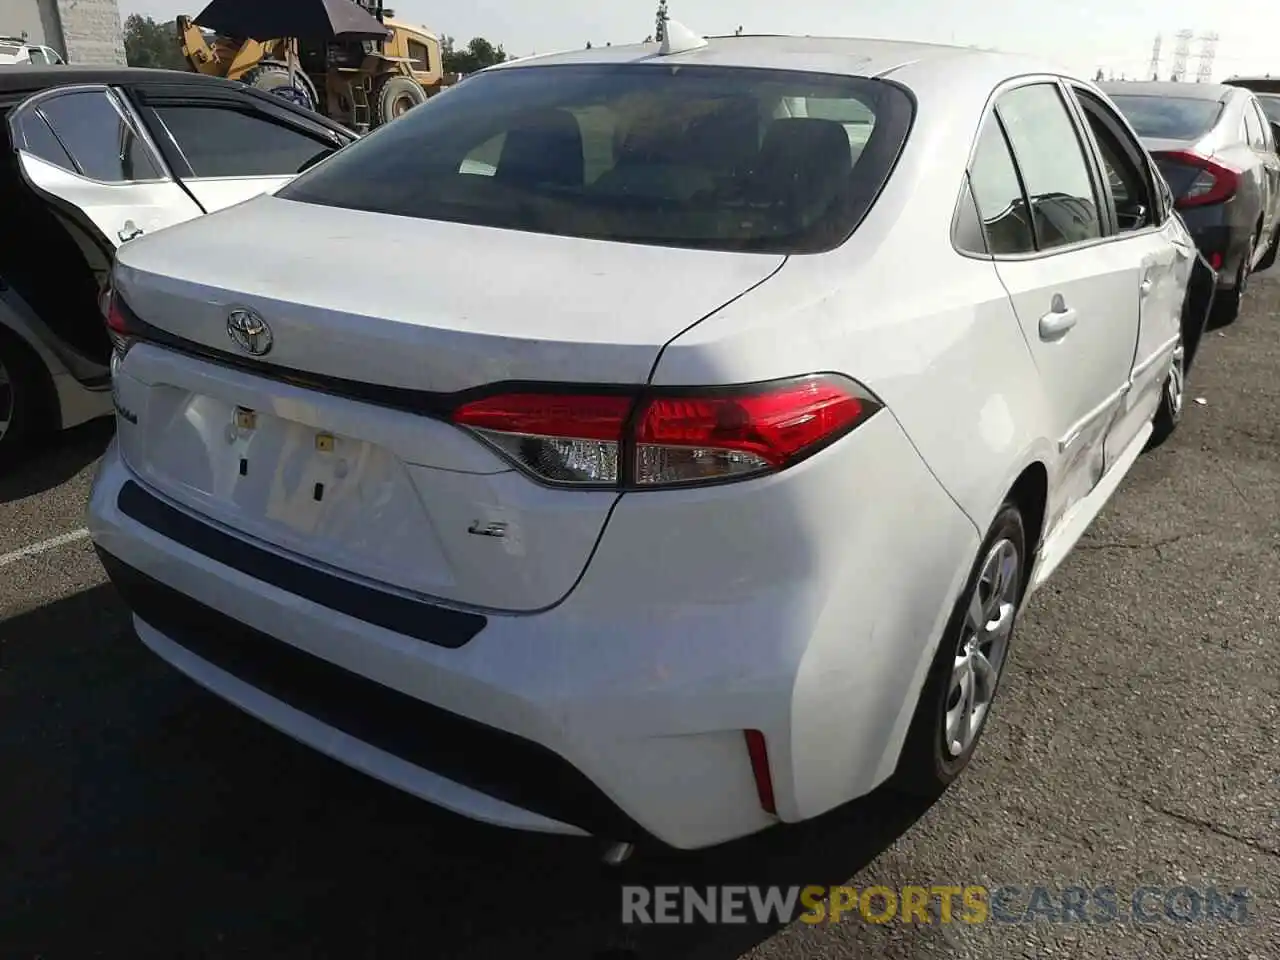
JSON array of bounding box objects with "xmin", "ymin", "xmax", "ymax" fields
[{"xmin": 0, "ymin": 528, "xmax": 91, "ymax": 568}]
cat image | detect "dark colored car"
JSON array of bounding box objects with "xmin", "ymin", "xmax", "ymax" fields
[
  {"xmin": 1101, "ymin": 81, "xmax": 1280, "ymax": 325},
  {"xmin": 0, "ymin": 66, "xmax": 356, "ymax": 465}
]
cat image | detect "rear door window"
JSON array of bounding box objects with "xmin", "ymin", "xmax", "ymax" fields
[
  {"xmin": 1249, "ymin": 100, "xmax": 1274, "ymax": 151},
  {"xmin": 1243, "ymin": 101, "xmax": 1265, "ymax": 150},
  {"xmin": 995, "ymin": 83, "xmax": 1103, "ymax": 250},
  {"xmin": 966, "ymin": 116, "xmax": 1036, "ymax": 256},
  {"xmin": 36, "ymin": 89, "xmax": 162, "ymax": 182},
  {"xmin": 278, "ymin": 63, "xmax": 915, "ymax": 254},
  {"xmin": 14, "ymin": 109, "xmax": 75, "ymax": 169},
  {"xmin": 150, "ymin": 104, "xmax": 339, "ymax": 177}
]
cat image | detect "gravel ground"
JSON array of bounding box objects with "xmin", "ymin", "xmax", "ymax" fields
[{"xmin": 1, "ymin": 276, "xmax": 1277, "ymax": 959}]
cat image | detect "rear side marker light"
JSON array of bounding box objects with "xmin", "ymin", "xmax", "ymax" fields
[
  {"xmin": 450, "ymin": 374, "xmax": 882, "ymax": 489},
  {"xmin": 744, "ymin": 729, "xmax": 777, "ymax": 815}
]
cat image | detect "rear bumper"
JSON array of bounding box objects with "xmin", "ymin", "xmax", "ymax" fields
[
  {"xmin": 1177, "ymin": 206, "xmax": 1251, "ymax": 288},
  {"xmin": 88, "ymin": 407, "xmax": 977, "ymax": 849}
]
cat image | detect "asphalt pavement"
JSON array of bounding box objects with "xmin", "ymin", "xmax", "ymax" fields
[{"xmin": 2, "ymin": 277, "xmax": 1278, "ymax": 959}]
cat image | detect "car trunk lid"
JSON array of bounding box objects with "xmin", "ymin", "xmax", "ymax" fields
[{"xmin": 110, "ymin": 194, "xmax": 784, "ymax": 612}]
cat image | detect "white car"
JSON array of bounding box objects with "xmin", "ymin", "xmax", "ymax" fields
[
  {"xmin": 0, "ymin": 38, "xmax": 65, "ymax": 66},
  {"xmin": 88, "ymin": 32, "xmax": 1195, "ymax": 852},
  {"xmin": 0, "ymin": 66, "xmax": 355, "ymax": 465}
]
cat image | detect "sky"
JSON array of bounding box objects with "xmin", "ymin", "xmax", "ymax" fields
[{"xmin": 120, "ymin": 0, "xmax": 1280, "ymax": 81}]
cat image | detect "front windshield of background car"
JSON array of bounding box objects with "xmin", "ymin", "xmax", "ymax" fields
[
  {"xmin": 1257, "ymin": 94, "xmax": 1280, "ymax": 124},
  {"xmin": 276, "ymin": 63, "xmax": 914, "ymax": 254},
  {"xmin": 1106, "ymin": 94, "xmax": 1224, "ymax": 140}
]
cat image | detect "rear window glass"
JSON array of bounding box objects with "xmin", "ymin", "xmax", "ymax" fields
[
  {"xmin": 277, "ymin": 64, "xmax": 914, "ymax": 254},
  {"xmin": 1258, "ymin": 95, "xmax": 1280, "ymax": 125},
  {"xmin": 1106, "ymin": 95, "xmax": 1223, "ymax": 140}
]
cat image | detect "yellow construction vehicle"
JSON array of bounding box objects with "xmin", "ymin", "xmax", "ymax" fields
[{"xmin": 177, "ymin": 0, "xmax": 455, "ymax": 131}]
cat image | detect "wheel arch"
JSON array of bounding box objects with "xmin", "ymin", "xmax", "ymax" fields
[{"xmin": 1006, "ymin": 460, "xmax": 1048, "ymax": 591}]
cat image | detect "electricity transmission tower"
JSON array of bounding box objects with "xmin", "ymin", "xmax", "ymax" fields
[
  {"xmin": 655, "ymin": 0, "xmax": 668, "ymax": 43},
  {"xmin": 1148, "ymin": 34, "xmax": 1162, "ymax": 80},
  {"xmin": 1171, "ymin": 29, "xmax": 1193, "ymax": 81},
  {"xmin": 1195, "ymin": 32, "xmax": 1219, "ymax": 83}
]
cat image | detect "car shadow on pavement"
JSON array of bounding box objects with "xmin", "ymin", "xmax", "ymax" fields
[
  {"xmin": 0, "ymin": 583, "xmax": 935, "ymax": 960},
  {"xmin": 0, "ymin": 417, "xmax": 113, "ymax": 503}
]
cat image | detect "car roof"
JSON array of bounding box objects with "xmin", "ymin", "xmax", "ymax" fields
[
  {"xmin": 0, "ymin": 64, "xmax": 233, "ymax": 95},
  {"xmin": 489, "ymin": 33, "xmax": 1063, "ymax": 84},
  {"xmin": 1098, "ymin": 80, "xmax": 1234, "ymax": 102},
  {"xmin": 0, "ymin": 64, "xmax": 355, "ymax": 136}
]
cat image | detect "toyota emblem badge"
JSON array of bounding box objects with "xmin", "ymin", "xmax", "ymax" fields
[{"xmin": 226, "ymin": 308, "xmax": 273, "ymax": 357}]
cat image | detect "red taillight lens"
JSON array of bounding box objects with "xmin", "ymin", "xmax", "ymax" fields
[
  {"xmin": 103, "ymin": 288, "xmax": 135, "ymax": 358},
  {"xmin": 449, "ymin": 374, "xmax": 881, "ymax": 489},
  {"xmin": 1155, "ymin": 150, "xmax": 1240, "ymax": 209},
  {"xmin": 634, "ymin": 377, "xmax": 872, "ymax": 485}
]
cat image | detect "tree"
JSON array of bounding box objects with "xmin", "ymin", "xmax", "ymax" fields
[
  {"xmin": 1094, "ymin": 68, "xmax": 1104, "ymax": 81},
  {"xmin": 123, "ymin": 14, "xmax": 188, "ymax": 70},
  {"xmin": 442, "ymin": 36, "xmax": 509, "ymax": 74}
]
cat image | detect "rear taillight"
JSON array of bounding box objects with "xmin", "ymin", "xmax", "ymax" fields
[
  {"xmin": 1154, "ymin": 150, "xmax": 1240, "ymax": 209},
  {"xmin": 103, "ymin": 287, "xmax": 134, "ymax": 358},
  {"xmin": 450, "ymin": 374, "xmax": 881, "ymax": 489}
]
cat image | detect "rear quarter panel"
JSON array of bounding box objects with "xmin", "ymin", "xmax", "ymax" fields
[{"xmin": 653, "ymin": 68, "xmax": 1062, "ymax": 542}]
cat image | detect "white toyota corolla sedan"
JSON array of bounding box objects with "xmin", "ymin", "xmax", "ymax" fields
[{"xmin": 88, "ymin": 31, "xmax": 1195, "ymax": 851}]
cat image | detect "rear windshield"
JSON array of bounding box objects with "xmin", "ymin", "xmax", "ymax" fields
[
  {"xmin": 1106, "ymin": 95, "xmax": 1224, "ymax": 140},
  {"xmin": 277, "ymin": 63, "xmax": 914, "ymax": 254},
  {"xmin": 1257, "ymin": 95, "xmax": 1280, "ymax": 124}
]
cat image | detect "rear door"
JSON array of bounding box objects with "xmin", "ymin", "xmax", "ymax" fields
[
  {"xmin": 978, "ymin": 79, "xmax": 1143, "ymax": 530},
  {"xmin": 7, "ymin": 84, "xmax": 204, "ymax": 246},
  {"xmin": 126, "ymin": 84, "xmax": 350, "ymax": 213}
]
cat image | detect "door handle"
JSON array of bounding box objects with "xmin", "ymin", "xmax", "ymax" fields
[
  {"xmin": 118, "ymin": 220, "xmax": 144, "ymax": 243},
  {"xmin": 1038, "ymin": 300, "xmax": 1078, "ymax": 341}
]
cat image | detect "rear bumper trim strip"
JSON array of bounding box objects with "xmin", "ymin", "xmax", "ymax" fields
[
  {"xmin": 96, "ymin": 548, "xmax": 648, "ymax": 841},
  {"xmin": 116, "ymin": 480, "xmax": 487, "ymax": 648}
]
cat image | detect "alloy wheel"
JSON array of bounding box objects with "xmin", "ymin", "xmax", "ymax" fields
[
  {"xmin": 945, "ymin": 537, "xmax": 1020, "ymax": 757},
  {"xmin": 0, "ymin": 357, "xmax": 12, "ymax": 444}
]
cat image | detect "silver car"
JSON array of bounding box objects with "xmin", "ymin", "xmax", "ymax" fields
[{"xmin": 1101, "ymin": 80, "xmax": 1280, "ymax": 325}]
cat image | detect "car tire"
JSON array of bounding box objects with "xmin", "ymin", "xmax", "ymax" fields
[
  {"xmin": 0, "ymin": 327, "xmax": 56, "ymax": 468},
  {"xmin": 372, "ymin": 76, "xmax": 427, "ymax": 126},
  {"xmin": 893, "ymin": 502, "xmax": 1027, "ymax": 798},
  {"xmin": 241, "ymin": 63, "xmax": 319, "ymax": 112},
  {"xmin": 1257, "ymin": 224, "xmax": 1279, "ymax": 273},
  {"xmin": 1209, "ymin": 230, "xmax": 1256, "ymax": 328},
  {"xmin": 1146, "ymin": 341, "xmax": 1185, "ymax": 451}
]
